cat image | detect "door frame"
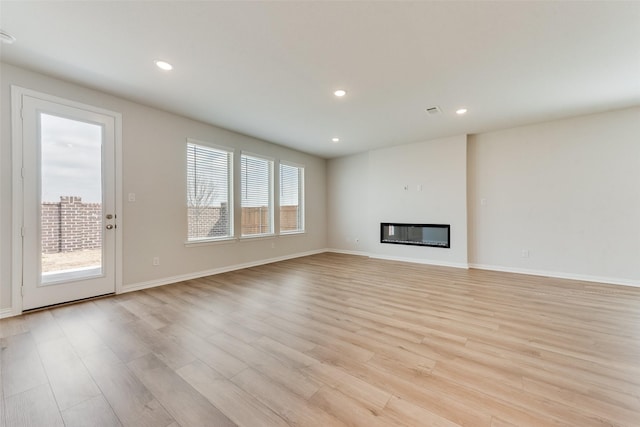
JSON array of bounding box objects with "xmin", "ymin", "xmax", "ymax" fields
[{"xmin": 11, "ymin": 86, "xmax": 123, "ymax": 315}]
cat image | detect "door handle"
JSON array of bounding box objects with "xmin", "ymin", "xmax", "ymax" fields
[{"xmin": 106, "ymin": 224, "xmax": 114, "ymax": 230}]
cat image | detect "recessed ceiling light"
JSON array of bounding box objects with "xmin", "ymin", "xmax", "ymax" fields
[
  {"xmin": 154, "ymin": 60, "xmax": 173, "ymax": 71},
  {"xmin": 456, "ymin": 108, "xmax": 468, "ymax": 115},
  {"xmin": 332, "ymin": 137, "xmax": 340, "ymax": 143},
  {"xmin": 0, "ymin": 30, "xmax": 16, "ymax": 44},
  {"xmin": 334, "ymin": 89, "xmax": 347, "ymax": 97}
]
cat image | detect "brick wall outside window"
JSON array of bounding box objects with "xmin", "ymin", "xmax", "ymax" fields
[{"xmin": 41, "ymin": 196, "xmax": 102, "ymax": 254}]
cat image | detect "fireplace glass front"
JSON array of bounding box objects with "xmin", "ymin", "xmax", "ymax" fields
[{"xmin": 380, "ymin": 223, "xmax": 450, "ymax": 248}]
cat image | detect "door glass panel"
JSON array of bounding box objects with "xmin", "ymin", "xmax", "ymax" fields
[{"xmin": 40, "ymin": 113, "xmax": 103, "ymax": 284}]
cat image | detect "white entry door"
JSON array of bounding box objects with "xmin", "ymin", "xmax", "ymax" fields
[{"xmin": 17, "ymin": 90, "xmax": 119, "ymax": 310}]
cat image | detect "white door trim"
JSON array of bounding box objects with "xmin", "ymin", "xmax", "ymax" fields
[{"xmin": 11, "ymin": 86, "xmax": 123, "ymax": 315}]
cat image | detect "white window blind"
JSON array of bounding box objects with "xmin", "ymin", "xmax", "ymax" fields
[
  {"xmin": 280, "ymin": 163, "xmax": 304, "ymax": 233},
  {"xmin": 241, "ymin": 154, "xmax": 273, "ymax": 236},
  {"xmin": 186, "ymin": 141, "xmax": 232, "ymax": 241}
]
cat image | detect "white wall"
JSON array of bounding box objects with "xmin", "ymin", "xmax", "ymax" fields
[
  {"xmin": 0, "ymin": 63, "xmax": 327, "ymax": 312},
  {"xmin": 328, "ymin": 135, "xmax": 469, "ymax": 267},
  {"xmin": 468, "ymin": 108, "xmax": 640, "ymax": 284},
  {"xmin": 327, "ymin": 152, "xmax": 370, "ymax": 252}
]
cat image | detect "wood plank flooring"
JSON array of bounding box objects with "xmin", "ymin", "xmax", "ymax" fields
[{"xmin": 1, "ymin": 253, "xmax": 640, "ymax": 426}]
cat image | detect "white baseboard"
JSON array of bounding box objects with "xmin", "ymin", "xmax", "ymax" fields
[
  {"xmin": 120, "ymin": 249, "xmax": 327, "ymax": 294},
  {"xmin": 0, "ymin": 307, "xmax": 17, "ymax": 319},
  {"xmin": 4, "ymin": 251, "xmax": 634, "ymax": 317},
  {"xmin": 325, "ymin": 248, "xmax": 469, "ymax": 269},
  {"xmin": 325, "ymin": 248, "xmax": 371, "ymax": 257},
  {"xmin": 469, "ymin": 263, "xmax": 640, "ymax": 288}
]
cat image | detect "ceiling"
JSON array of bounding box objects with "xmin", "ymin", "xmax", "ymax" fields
[{"xmin": 1, "ymin": 1, "xmax": 639, "ymax": 159}]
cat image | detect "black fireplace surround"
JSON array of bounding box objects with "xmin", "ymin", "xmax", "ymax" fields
[{"xmin": 380, "ymin": 223, "xmax": 450, "ymax": 248}]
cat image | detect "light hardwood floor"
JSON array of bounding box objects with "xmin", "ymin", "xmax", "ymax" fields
[{"xmin": 1, "ymin": 253, "xmax": 639, "ymax": 426}]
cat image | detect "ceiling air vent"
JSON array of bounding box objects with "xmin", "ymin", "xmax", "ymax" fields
[{"xmin": 425, "ymin": 106, "xmax": 442, "ymax": 116}]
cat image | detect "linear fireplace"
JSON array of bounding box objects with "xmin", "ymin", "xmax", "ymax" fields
[{"xmin": 380, "ymin": 223, "xmax": 450, "ymax": 248}]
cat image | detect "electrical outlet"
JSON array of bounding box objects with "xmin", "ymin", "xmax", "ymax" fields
[
  {"xmin": 128, "ymin": 193, "xmax": 136, "ymax": 202},
  {"xmin": 152, "ymin": 257, "xmax": 160, "ymax": 266},
  {"xmin": 521, "ymin": 249, "xmax": 529, "ymax": 258}
]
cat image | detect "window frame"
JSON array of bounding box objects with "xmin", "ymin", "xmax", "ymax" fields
[
  {"xmin": 279, "ymin": 161, "xmax": 305, "ymax": 235},
  {"xmin": 185, "ymin": 138, "xmax": 234, "ymax": 244}
]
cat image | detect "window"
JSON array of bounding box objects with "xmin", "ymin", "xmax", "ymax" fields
[
  {"xmin": 186, "ymin": 140, "xmax": 233, "ymax": 241},
  {"xmin": 280, "ymin": 163, "xmax": 304, "ymax": 233},
  {"xmin": 241, "ymin": 154, "xmax": 273, "ymax": 236}
]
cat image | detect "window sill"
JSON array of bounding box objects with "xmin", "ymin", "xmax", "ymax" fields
[
  {"xmin": 184, "ymin": 237, "xmax": 237, "ymax": 248},
  {"xmin": 279, "ymin": 230, "xmax": 306, "ymax": 236},
  {"xmin": 185, "ymin": 231, "xmax": 305, "ymax": 247},
  {"xmin": 239, "ymin": 234, "xmax": 276, "ymax": 242}
]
